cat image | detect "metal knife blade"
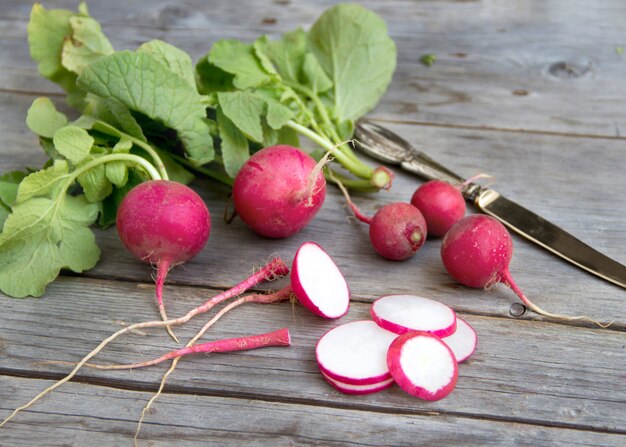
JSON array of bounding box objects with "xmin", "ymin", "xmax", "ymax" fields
[{"xmin": 354, "ymin": 120, "xmax": 626, "ymax": 288}]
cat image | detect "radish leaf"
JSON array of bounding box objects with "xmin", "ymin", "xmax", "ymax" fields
[
  {"xmin": 0, "ymin": 194, "xmax": 99, "ymax": 297},
  {"xmin": 26, "ymin": 98, "xmax": 69, "ymax": 138},
  {"xmin": 78, "ymin": 50, "xmax": 214, "ymax": 165},
  {"xmin": 307, "ymin": 3, "xmax": 396, "ymax": 121}
]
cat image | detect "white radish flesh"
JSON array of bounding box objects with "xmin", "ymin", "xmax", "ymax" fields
[
  {"xmin": 441, "ymin": 318, "xmax": 478, "ymax": 363},
  {"xmin": 321, "ymin": 371, "xmax": 394, "ymax": 395},
  {"xmin": 371, "ymin": 295, "xmax": 457, "ymax": 337},
  {"xmin": 387, "ymin": 331, "xmax": 458, "ymax": 401},
  {"xmin": 316, "ymin": 320, "xmax": 397, "ymax": 385},
  {"xmin": 292, "ymin": 242, "xmax": 350, "ymax": 319}
]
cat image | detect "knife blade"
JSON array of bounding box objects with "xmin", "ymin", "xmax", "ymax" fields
[{"xmin": 354, "ymin": 120, "xmax": 626, "ymax": 288}]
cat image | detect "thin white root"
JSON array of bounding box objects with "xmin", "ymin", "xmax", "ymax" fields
[{"xmin": 159, "ymin": 305, "xmax": 180, "ymax": 344}]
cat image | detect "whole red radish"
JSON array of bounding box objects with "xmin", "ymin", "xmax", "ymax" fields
[
  {"xmin": 233, "ymin": 145, "xmax": 326, "ymax": 238},
  {"xmin": 411, "ymin": 180, "xmax": 466, "ymax": 237},
  {"xmin": 117, "ymin": 180, "xmax": 211, "ymax": 339},
  {"xmin": 369, "ymin": 202, "xmax": 427, "ymax": 261},
  {"xmin": 441, "ymin": 214, "xmax": 603, "ymax": 324}
]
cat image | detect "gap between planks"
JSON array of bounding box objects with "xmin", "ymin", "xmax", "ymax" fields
[{"xmin": 1, "ymin": 366, "xmax": 624, "ymax": 437}]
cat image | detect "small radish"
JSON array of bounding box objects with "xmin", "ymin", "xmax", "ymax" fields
[
  {"xmin": 330, "ymin": 173, "xmax": 427, "ymax": 260},
  {"xmin": 370, "ymin": 295, "xmax": 457, "ymax": 337},
  {"xmin": 441, "ymin": 214, "xmax": 605, "ymax": 324},
  {"xmin": 233, "ymin": 145, "xmax": 326, "ymax": 238},
  {"xmin": 440, "ymin": 318, "xmax": 477, "ymax": 363},
  {"xmin": 369, "ymin": 202, "xmax": 428, "ymax": 261},
  {"xmin": 320, "ymin": 371, "xmax": 394, "ymax": 395},
  {"xmin": 291, "ymin": 242, "xmax": 350, "ymax": 319},
  {"xmin": 387, "ymin": 331, "xmax": 458, "ymax": 401},
  {"xmin": 316, "ymin": 320, "xmax": 398, "ymax": 385},
  {"xmin": 116, "ymin": 180, "xmax": 211, "ymax": 340},
  {"xmin": 410, "ymin": 180, "xmax": 466, "ymax": 238}
]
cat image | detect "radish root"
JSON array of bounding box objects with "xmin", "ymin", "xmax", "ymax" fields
[
  {"xmin": 155, "ymin": 259, "xmax": 179, "ymax": 343},
  {"xmin": 500, "ymin": 269, "xmax": 612, "ymax": 328},
  {"xmin": 134, "ymin": 286, "xmax": 294, "ymax": 444},
  {"xmin": 0, "ymin": 258, "xmax": 289, "ymax": 429},
  {"xmin": 327, "ymin": 169, "xmax": 372, "ymax": 224}
]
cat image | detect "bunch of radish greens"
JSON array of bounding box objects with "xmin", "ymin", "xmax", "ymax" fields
[{"xmin": 0, "ymin": 2, "xmax": 396, "ymax": 298}]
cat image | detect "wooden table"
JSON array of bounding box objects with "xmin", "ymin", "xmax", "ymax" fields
[{"xmin": 1, "ymin": 1, "xmax": 625, "ymax": 445}]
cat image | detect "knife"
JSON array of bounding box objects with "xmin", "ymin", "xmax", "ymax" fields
[{"xmin": 354, "ymin": 119, "xmax": 626, "ymax": 289}]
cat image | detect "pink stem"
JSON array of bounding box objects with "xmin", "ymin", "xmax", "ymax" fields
[
  {"xmin": 176, "ymin": 328, "xmax": 291, "ymax": 356},
  {"xmin": 328, "ymin": 169, "xmax": 373, "ymax": 224},
  {"xmin": 81, "ymin": 286, "xmax": 294, "ymax": 370},
  {"xmin": 189, "ymin": 257, "xmax": 289, "ymax": 318}
]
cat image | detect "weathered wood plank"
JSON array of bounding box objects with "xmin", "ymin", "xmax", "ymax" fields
[
  {"xmin": 1, "ymin": 91, "xmax": 624, "ymax": 324},
  {"xmin": 1, "ymin": 0, "xmax": 626, "ymax": 135},
  {"xmin": 1, "ymin": 277, "xmax": 624, "ymax": 431},
  {"xmin": 2, "ymin": 376, "xmax": 624, "ymax": 447}
]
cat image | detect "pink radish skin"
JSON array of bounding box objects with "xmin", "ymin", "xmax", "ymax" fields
[
  {"xmin": 316, "ymin": 320, "xmax": 397, "ymax": 385},
  {"xmin": 73, "ymin": 328, "xmax": 291, "ymax": 370},
  {"xmin": 233, "ymin": 145, "xmax": 326, "ymax": 238},
  {"xmin": 371, "ymin": 295, "xmax": 457, "ymax": 337},
  {"xmin": 291, "ymin": 242, "xmax": 350, "ymax": 319},
  {"xmin": 387, "ymin": 331, "xmax": 458, "ymax": 401},
  {"xmin": 321, "ymin": 371, "xmax": 394, "ymax": 395},
  {"xmin": 116, "ymin": 180, "xmax": 211, "ymax": 339},
  {"xmin": 369, "ymin": 202, "xmax": 428, "ymax": 261},
  {"xmin": 441, "ymin": 214, "xmax": 601, "ymax": 323},
  {"xmin": 411, "ymin": 180, "xmax": 466, "ymax": 238},
  {"xmin": 441, "ymin": 318, "xmax": 478, "ymax": 363}
]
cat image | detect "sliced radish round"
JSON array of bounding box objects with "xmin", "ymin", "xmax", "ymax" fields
[
  {"xmin": 316, "ymin": 320, "xmax": 397, "ymax": 385},
  {"xmin": 441, "ymin": 318, "xmax": 477, "ymax": 363},
  {"xmin": 291, "ymin": 242, "xmax": 350, "ymax": 319},
  {"xmin": 371, "ymin": 295, "xmax": 456, "ymax": 337},
  {"xmin": 387, "ymin": 331, "xmax": 458, "ymax": 401},
  {"xmin": 320, "ymin": 371, "xmax": 394, "ymax": 395}
]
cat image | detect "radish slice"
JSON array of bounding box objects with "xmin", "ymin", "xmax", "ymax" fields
[
  {"xmin": 291, "ymin": 242, "xmax": 350, "ymax": 319},
  {"xmin": 441, "ymin": 318, "xmax": 477, "ymax": 363},
  {"xmin": 316, "ymin": 320, "xmax": 397, "ymax": 385},
  {"xmin": 387, "ymin": 331, "xmax": 458, "ymax": 401},
  {"xmin": 320, "ymin": 371, "xmax": 394, "ymax": 395},
  {"xmin": 371, "ymin": 295, "xmax": 456, "ymax": 337}
]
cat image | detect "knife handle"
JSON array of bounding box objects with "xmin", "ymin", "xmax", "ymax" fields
[{"xmin": 400, "ymin": 154, "xmax": 486, "ymax": 202}]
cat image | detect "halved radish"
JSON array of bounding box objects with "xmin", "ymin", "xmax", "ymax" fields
[
  {"xmin": 320, "ymin": 371, "xmax": 394, "ymax": 395},
  {"xmin": 371, "ymin": 295, "xmax": 456, "ymax": 337},
  {"xmin": 291, "ymin": 242, "xmax": 350, "ymax": 319},
  {"xmin": 387, "ymin": 331, "xmax": 458, "ymax": 401},
  {"xmin": 316, "ymin": 320, "xmax": 397, "ymax": 385},
  {"xmin": 441, "ymin": 318, "xmax": 478, "ymax": 363}
]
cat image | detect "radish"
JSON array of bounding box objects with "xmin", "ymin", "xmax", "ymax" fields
[
  {"xmin": 232, "ymin": 145, "xmax": 326, "ymax": 238},
  {"xmin": 291, "ymin": 242, "xmax": 350, "ymax": 319},
  {"xmin": 370, "ymin": 295, "xmax": 457, "ymax": 337},
  {"xmin": 441, "ymin": 214, "xmax": 605, "ymax": 324},
  {"xmin": 316, "ymin": 320, "xmax": 397, "ymax": 385},
  {"xmin": 320, "ymin": 370, "xmax": 394, "ymax": 395},
  {"xmin": 440, "ymin": 318, "xmax": 478, "ymax": 363},
  {"xmin": 410, "ymin": 180, "xmax": 466, "ymax": 238},
  {"xmin": 116, "ymin": 179, "xmax": 211, "ymax": 340},
  {"xmin": 369, "ymin": 202, "xmax": 428, "ymax": 261},
  {"xmin": 387, "ymin": 331, "xmax": 458, "ymax": 401},
  {"xmin": 330, "ymin": 173, "xmax": 427, "ymax": 261}
]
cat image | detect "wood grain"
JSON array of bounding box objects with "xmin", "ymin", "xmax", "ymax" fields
[
  {"xmin": 1, "ymin": 0, "xmax": 625, "ymax": 443},
  {"xmin": 1, "ymin": 0, "xmax": 626, "ymax": 135},
  {"xmin": 1, "ymin": 277, "xmax": 624, "ymax": 431},
  {"xmin": 2, "ymin": 376, "xmax": 624, "ymax": 447}
]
